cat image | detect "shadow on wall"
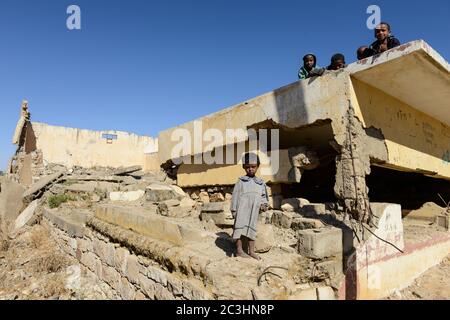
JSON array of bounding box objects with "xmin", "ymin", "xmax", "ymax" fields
[
  {"xmin": 11, "ymin": 121, "xmax": 39, "ymax": 186},
  {"xmin": 24, "ymin": 122, "xmax": 37, "ymax": 153}
]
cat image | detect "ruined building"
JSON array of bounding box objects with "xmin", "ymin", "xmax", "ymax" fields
[{"xmin": 2, "ymin": 40, "xmax": 449, "ymax": 300}]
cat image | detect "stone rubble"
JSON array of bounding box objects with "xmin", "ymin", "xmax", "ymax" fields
[{"xmin": 0, "ymin": 164, "xmax": 346, "ymax": 300}]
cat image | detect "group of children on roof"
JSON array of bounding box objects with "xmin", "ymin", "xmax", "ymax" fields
[{"xmin": 298, "ymin": 22, "xmax": 401, "ymax": 80}]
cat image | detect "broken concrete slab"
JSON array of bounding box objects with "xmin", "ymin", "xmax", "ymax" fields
[
  {"xmin": 164, "ymin": 199, "xmax": 181, "ymax": 207},
  {"xmin": 129, "ymin": 171, "xmax": 145, "ymax": 178},
  {"xmin": 120, "ymin": 182, "xmax": 150, "ymax": 192},
  {"xmin": 210, "ymin": 193, "xmax": 225, "ymax": 202},
  {"xmin": 141, "ymin": 171, "xmax": 167, "ymax": 183},
  {"xmin": 280, "ymin": 199, "xmax": 313, "ymax": 213},
  {"xmin": 95, "ymin": 205, "xmax": 183, "ymax": 245},
  {"xmin": 43, "ymin": 208, "xmax": 88, "ymax": 237},
  {"xmin": 158, "ymin": 205, "xmax": 191, "ymax": 218},
  {"xmin": 145, "ymin": 184, "xmax": 184, "ymax": 202},
  {"xmin": 200, "ymin": 202, "xmax": 234, "ymax": 226},
  {"xmin": 201, "ymin": 202, "xmax": 227, "ymax": 213},
  {"xmin": 190, "ymin": 192, "xmax": 199, "ymax": 200},
  {"xmin": 255, "ymin": 224, "xmax": 274, "ymax": 253},
  {"xmin": 272, "ymin": 211, "xmax": 295, "ymax": 229},
  {"xmin": 77, "ymin": 181, "xmax": 120, "ymax": 193},
  {"xmin": 200, "ymin": 211, "xmax": 234, "ymax": 227},
  {"xmin": 198, "ymin": 192, "xmax": 210, "ymax": 203},
  {"xmin": 95, "ymin": 205, "xmax": 209, "ymax": 245},
  {"xmin": 297, "ymin": 227, "xmax": 343, "ymax": 259},
  {"xmin": 298, "ymin": 198, "xmax": 310, "ymax": 207},
  {"xmin": 314, "ymin": 258, "xmax": 343, "ymax": 279},
  {"xmin": 300, "ymin": 203, "xmax": 327, "ymax": 217},
  {"xmin": 170, "ymin": 185, "xmax": 186, "ymax": 199},
  {"xmin": 70, "ymin": 175, "xmax": 136, "ymax": 185},
  {"xmin": 157, "ymin": 200, "xmax": 191, "ymax": 218},
  {"xmin": 109, "ymin": 190, "xmax": 145, "ymax": 202},
  {"xmin": 113, "ymin": 166, "xmax": 142, "ymax": 176},
  {"xmin": 180, "ymin": 197, "xmax": 196, "ymax": 208},
  {"xmin": 120, "ymin": 176, "xmax": 139, "ymax": 185},
  {"xmin": 64, "ymin": 183, "xmax": 97, "ymax": 193},
  {"xmin": 291, "ymin": 217, "xmax": 324, "ymax": 231},
  {"xmin": 11, "ymin": 200, "xmax": 39, "ymax": 235},
  {"xmin": 22, "ymin": 170, "xmax": 65, "ymax": 199},
  {"xmin": 264, "ymin": 210, "xmax": 274, "ymax": 224}
]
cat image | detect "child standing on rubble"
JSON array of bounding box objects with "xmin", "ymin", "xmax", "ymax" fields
[{"xmin": 231, "ymin": 153, "xmax": 269, "ymax": 260}]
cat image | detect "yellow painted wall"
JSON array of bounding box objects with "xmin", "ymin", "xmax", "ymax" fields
[
  {"xmin": 350, "ymin": 78, "xmax": 450, "ymax": 180},
  {"xmin": 177, "ymin": 149, "xmax": 293, "ymax": 186},
  {"xmin": 32, "ymin": 122, "xmax": 158, "ymax": 169}
]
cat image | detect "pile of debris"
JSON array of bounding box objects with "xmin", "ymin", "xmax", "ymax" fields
[{"xmin": 0, "ymin": 163, "xmax": 351, "ymax": 300}]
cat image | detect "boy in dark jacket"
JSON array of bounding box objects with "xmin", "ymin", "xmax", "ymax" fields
[
  {"xmin": 327, "ymin": 53, "xmax": 347, "ymax": 71},
  {"xmin": 370, "ymin": 22, "xmax": 401, "ymax": 55}
]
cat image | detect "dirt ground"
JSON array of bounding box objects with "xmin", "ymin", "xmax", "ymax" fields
[
  {"xmin": 1, "ymin": 206, "xmax": 448, "ymax": 300},
  {"xmin": 0, "ymin": 224, "xmax": 115, "ymax": 300}
]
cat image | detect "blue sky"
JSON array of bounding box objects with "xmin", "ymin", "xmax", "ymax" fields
[{"xmin": 1, "ymin": 0, "xmax": 449, "ymax": 170}]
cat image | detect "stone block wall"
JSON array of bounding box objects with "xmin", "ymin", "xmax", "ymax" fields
[{"xmin": 42, "ymin": 217, "xmax": 212, "ymax": 300}]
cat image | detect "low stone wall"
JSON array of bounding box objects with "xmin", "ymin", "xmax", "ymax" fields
[{"xmin": 42, "ymin": 211, "xmax": 212, "ymax": 300}]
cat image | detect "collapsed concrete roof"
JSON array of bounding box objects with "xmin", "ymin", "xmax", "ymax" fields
[
  {"xmin": 157, "ymin": 40, "xmax": 449, "ymax": 183},
  {"xmin": 9, "ymin": 40, "xmax": 450, "ymax": 223},
  {"xmin": 154, "ymin": 40, "xmax": 450, "ymax": 223},
  {"xmin": 348, "ymin": 40, "xmax": 450, "ymax": 126}
]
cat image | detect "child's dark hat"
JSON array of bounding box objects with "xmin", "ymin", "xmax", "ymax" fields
[{"xmin": 242, "ymin": 152, "xmax": 260, "ymax": 165}]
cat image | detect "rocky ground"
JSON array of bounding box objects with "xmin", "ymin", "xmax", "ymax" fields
[
  {"xmin": 1, "ymin": 166, "xmax": 449, "ymax": 300},
  {"xmin": 2, "ymin": 220, "xmax": 448, "ymax": 300},
  {"xmin": 4, "ymin": 218, "xmax": 447, "ymax": 300},
  {"xmin": 0, "ymin": 224, "xmax": 115, "ymax": 300}
]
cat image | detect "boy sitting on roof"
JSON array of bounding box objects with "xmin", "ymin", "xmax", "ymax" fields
[
  {"xmin": 327, "ymin": 53, "xmax": 347, "ymax": 71},
  {"xmin": 357, "ymin": 46, "xmax": 374, "ymax": 60},
  {"xmin": 298, "ymin": 54, "xmax": 323, "ymax": 80},
  {"xmin": 369, "ymin": 22, "xmax": 401, "ymax": 55}
]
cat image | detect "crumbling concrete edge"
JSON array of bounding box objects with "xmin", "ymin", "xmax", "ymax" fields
[
  {"xmin": 87, "ymin": 217, "xmax": 214, "ymax": 285},
  {"xmin": 41, "ymin": 214, "xmax": 214, "ymax": 300}
]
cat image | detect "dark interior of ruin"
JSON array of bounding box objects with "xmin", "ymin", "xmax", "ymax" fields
[
  {"xmin": 283, "ymin": 157, "xmax": 337, "ymax": 204},
  {"xmin": 367, "ymin": 166, "xmax": 450, "ymax": 211},
  {"xmin": 281, "ymin": 163, "xmax": 450, "ymax": 212}
]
